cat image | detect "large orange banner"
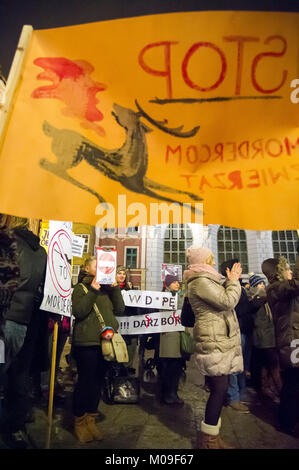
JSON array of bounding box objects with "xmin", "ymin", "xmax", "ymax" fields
[{"xmin": 0, "ymin": 11, "xmax": 298, "ymax": 229}]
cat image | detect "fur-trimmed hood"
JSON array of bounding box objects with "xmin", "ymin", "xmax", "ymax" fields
[{"xmin": 262, "ymin": 257, "xmax": 289, "ymax": 284}]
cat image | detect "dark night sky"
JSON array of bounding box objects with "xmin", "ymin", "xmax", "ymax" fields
[{"xmin": 0, "ymin": 0, "xmax": 298, "ymax": 78}]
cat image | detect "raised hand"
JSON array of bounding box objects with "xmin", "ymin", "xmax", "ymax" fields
[
  {"xmin": 91, "ymin": 277, "xmax": 101, "ymax": 291},
  {"xmin": 226, "ymin": 262, "xmax": 242, "ymax": 281}
]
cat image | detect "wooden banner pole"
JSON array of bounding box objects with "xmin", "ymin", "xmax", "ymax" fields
[
  {"xmin": 0, "ymin": 25, "xmax": 33, "ymax": 148},
  {"xmin": 45, "ymin": 321, "xmax": 59, "ymax": 449}
]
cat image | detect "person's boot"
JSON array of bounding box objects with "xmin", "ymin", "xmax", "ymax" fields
[
  {"xmin": 169, "ymin": 372, "xmax": 184, "ymax": 405},
  {"xmin": 228, "ymin": 400, "xmax": 250, "ymax": 413},
  {"xmin": 85, "ymin": 413, "xmax": 104, "ymax": 441},
  {"xmin": 161, "ymin": 381, "xmax": 173, "ymax": 404},
  {"xmin": 162, "ymin": 369, "xmax": 184, "ymax": 405},
  {"xmin": 215, "ymin": 418, "xmax": 235, "ymax": 449},
  {"xmin": 198, "ymin": 419, "xmax": 234, "ymax": 449},
  {"xmin": 74, "ymin": 414, "xmax": 94, "ymax": 443},
  {"xmin": 198, "ymin": 420, "xmax": 221, "ymax": 449},
  {"xmin": 162, "ymin": 382, "xmax": 183, "ymax": 405}
]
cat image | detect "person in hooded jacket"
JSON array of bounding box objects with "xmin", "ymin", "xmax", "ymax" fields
[
  {"xmin": 0, "ymin": 216, "xmax": 47, "ymax": 449},
  {"xmin": 71, "ymin": 256, "xmax": 125, "ymax": 443},
  {"xmin": 158, "ymin": 274, "xmax": 185, "ymax": 406},
  {"xmin": 184, "ymin": 246, "xmax": 242, "ymax": 449},
  {"xmin": 248, "ymin": 273, "xmax": 281, "ymax": 403},
  {"xmin": 262, "ymin": 255, "xmax": 299, "ymax": 436}
]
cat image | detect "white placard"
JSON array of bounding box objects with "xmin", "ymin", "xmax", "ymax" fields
[
  {"xmin": 121, "ymin": 290, "xmax": 177, "ymax": 310},
  {"xmin": 72, "ymin": 234, "xmax": 85, "ymax": 258},
  {"xmin": 118, "ymin": 310, "xmax": 184, "ymax": 335},
  {"xmin": 40, "ymin": 221, "xmax": 72, "ymax": 316},
  {"xmin": 161, "ymin": 264, "xmax": 182, "ymax": 282},
  {"xmin": 96, "ymin": 248, "xmax": 117, "ymax": 284}
]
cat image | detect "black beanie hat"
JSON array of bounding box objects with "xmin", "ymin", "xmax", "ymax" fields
[
  {"xmin": 220, "ymin": 258, "xmax": 239, "ymax": 277},
  {"xmin": 165, "ymin": 274, "xmax": 179, "ymax": 287}
]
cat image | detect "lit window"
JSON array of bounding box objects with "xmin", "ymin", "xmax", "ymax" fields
[
  {"xmin": 218, "ymin": 226, "xmax": 248, "ymax": 273},
  {"xmin": 127, "ymin": 226, "xmax": 139, "ymax": 234},
  {"xmin": 163, "ymin": 224, "xmax": 193, "ymax": 272},
  {"xmin": 125, "ymin": 247, "xmax": 138, "ymax": 269},
  {"xmin": 272, "ymin": 230, "xmax": 298, "ymax": 269}
]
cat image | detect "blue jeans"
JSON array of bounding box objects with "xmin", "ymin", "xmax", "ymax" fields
[
  {"xmin": 3, "ymin": 320, "xmax": 27, "ymax": 370},
  {"xmin": 0, "ymin": 321, "xmax": 27, "ymax": 389},
  {"xmin": 226, "ymin": 333, "xmax": 247, "ymax": 403},
  {"xmin": 0, "ymin": 319, "xmax": 40, "ymax": 434}
]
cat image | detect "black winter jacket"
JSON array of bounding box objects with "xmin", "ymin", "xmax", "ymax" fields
[
  {"xmin": 234, "ymin": 286, "xmax": 258, "ymax": 335},
  {"xmin": 0, "ymin": 227, "xmax": 20, "ymax": 319},
  {"xmin": 265, "ymin": 256, "xmax": 299, "ymax": 369},
  {"xmin": 3, "ymin": 228, "xmax": 47, "ymax": 325}
]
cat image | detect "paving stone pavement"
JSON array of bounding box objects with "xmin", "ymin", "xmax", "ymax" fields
[{"xmin": 1, "ymin": 354, "xmax": 299, "ymax": 450}]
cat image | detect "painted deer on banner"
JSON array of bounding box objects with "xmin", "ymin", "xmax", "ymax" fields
[{"xmin": 40, "ymin": 101, "xmax": 202, "ymax": 206}]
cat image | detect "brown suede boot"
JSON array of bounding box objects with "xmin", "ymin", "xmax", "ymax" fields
[
  {"xmin": 216, "ymin": 435, "xmax": 235, "ymax": 449},
  {"xmin": 199, "ymin": 418, "xmax": 235, "ymax": 449},
  {"xmin": 85, "ymin": 413, "xmax": 104, "ymax": 441},
  {"xmin": 200, "ymin": 432, "xmax": 221, "ymax": 449},
  {"xmin": 74, "ymin": 414, "xmax": 94, "ymax": 443}
]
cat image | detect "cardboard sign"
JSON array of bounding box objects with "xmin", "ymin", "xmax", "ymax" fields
[
  {"xmin": 96, "ymin": 248, "xmax": 117, "ymax": 284},
  {"xmin": 122, "ymin": 290, "xmax": 178, "ymax": 310},
  {"xmin": 40, "ymin": 220, "xmax": 72, "ymax": 316},
  {"xmin": 118, "ymin": 310, "xmax": 184, "ymax": 335}
]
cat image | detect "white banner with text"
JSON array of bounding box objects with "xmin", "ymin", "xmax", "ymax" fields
[
  {"xmin": 121, "ymin": 290, "xmax": 178, "ymax": 310},
  {"xmin": 118, "ymin": 310, "xmax": 184, "ymax": 335}
]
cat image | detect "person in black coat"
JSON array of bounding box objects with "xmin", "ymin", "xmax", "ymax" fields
[
  {"xmin": 114, "ymin": 265, "xmax": 139, "ymax": 373},
  {"xmin": 0, "ymin": 219, "xmax": 20, "ymax": 395},
  {"xmin": 220, "ymin": 259, "xmax": 257, "ymax": 413},
  {"xmin": 262, "ymin": 255, "xmax": 299, "ymax": 435},
  {"xmin": 0, "ymin": 220, "xmax": 20, "ymax": 322},
  {"xmin": 0, "ymin": 216, "xmax": 47, "ymax": 449}
]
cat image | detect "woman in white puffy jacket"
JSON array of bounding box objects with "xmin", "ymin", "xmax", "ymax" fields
[{"xmin": 184, "ymin": 246, "xmax": 242, "ymax": 449}]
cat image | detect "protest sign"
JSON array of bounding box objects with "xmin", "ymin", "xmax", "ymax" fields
[
  {"xmin": 118, "ymin": 310, "xmax": 184, "ymax": 335},
  {"xmin": 40, "ymin": 220, "xmax": 72, "ymax": 316},
  {"xmin": 0, "ymin": 12, "xmax": 298, "ymax": 230},
  {"xmin": 122, "ymin": 290, "xmax": 178, "ymax": 310},
  {"xmin": 162, "ymin": 264, "xmax": 182, "ymax": 282},
  {"xmin": 39, "ymin": 219, "xmax": 49, "ymax": 251},
  {"xmin": 72, "ymin": 234, "xmax": 85, "ymax": 258},
  {"xmin": 96, "ymin": 248, "xmax": 117, "ymax": 284}
]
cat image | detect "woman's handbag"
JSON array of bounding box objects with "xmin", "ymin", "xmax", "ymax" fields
[
  {"xmin": 80, "ymin": 284, "xmax": 129, "ymax": 363},
  {"xmin": 103, "ymin": 363, "xmax": 140, "ymax": 404},
  {"xmin": 180, "ymin": 330, "xmax": 196, "ymax": 356},
  {"xmin": 181, "ymin": 296, "xmax": 195, "ymax": 327}
]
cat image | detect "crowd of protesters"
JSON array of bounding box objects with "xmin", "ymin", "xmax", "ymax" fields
[{"xmin": 0, "ymin": 215, "xmax": 298, "ymax": 449}]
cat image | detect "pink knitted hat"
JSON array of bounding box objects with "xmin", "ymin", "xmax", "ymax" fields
[{"xmin": 186, "ymin": 245, "xmax": 213, "ymax": 265}]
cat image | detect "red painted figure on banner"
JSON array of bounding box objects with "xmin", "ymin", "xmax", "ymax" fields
[{"xmin": 32, "ymin": 57, "xmax": 107, "ymax": 136}]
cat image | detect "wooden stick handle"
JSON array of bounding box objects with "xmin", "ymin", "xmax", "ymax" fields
[
  {"xmin": 45, "ymin": 321, "xmax": 59, "ymax": 449},
  {"xmin": 0, "ymin": 25, "xmax": 33, "ymax": 147}
]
